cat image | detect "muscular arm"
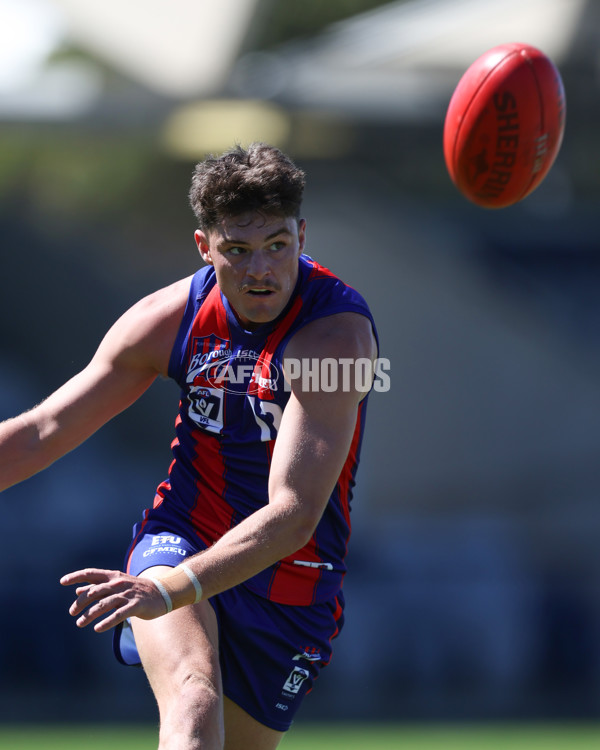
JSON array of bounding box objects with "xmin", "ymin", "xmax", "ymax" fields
[
  {"xmin": 63, "ymin": 311, "xmax": 378, "ymax": 631},
  {"xmin": 0, "ymin": 277, "xmax": 190, "ymax": 491}
]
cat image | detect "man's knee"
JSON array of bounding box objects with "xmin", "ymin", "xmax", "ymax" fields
[
  {"xmin": 159, "ymin": 671, "xmax": 224, "ymax": 750},
  {"xmin": 180, "ymin": 671, "xmax": 221, "ymax": 708}
]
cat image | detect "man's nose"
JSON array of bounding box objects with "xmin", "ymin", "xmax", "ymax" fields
[{"xmin": 246, "ymin": 250, "xmax": 271, "ymax": 279}]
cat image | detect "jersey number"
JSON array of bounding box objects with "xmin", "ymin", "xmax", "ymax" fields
[{"xmin": 248, "ymin": 397, "xmax": 283, "ymax": 441}]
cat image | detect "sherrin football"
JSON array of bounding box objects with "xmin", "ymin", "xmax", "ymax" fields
[{"xmin": 443, "ymin": 42, "xmax": 566, "ymax": 209}]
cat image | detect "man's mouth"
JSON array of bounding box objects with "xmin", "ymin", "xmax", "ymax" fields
[{"xmin": 245, "ymin": 287, "xmax": 276, "ymax": 296}]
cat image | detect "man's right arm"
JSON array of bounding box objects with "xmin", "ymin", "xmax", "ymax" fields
[{"xmin": 0, "ymin": 276, "xmax": 191, "ymax": 492}]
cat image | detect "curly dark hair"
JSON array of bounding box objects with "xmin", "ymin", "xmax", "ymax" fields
[{"xmin": 189, "ymin": 143, "xmax": 306, "ymax": 231}]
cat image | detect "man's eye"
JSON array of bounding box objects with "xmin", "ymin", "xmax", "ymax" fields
[
  {"xmin": 228, "ymin": 247, "xmax": 245, "ymax": 256},
  {"xmin": 269, "ymin": 242, "xmax": 284, "ymax": 252}
]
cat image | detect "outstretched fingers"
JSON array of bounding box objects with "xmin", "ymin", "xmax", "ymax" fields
[
  {"xmin": 60, "ymin": 568, "xmax": 167, "ymax": 632},
  {"xmin": 60, "ymin": 567, "xmax": 117, "ymax": 587},
  {"xmin": 74, "ymin": 590, "xmax": 131, "ymax": 632}
]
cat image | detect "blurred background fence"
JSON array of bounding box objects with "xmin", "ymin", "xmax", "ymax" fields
[{"xmin": 2, "ymin": 0, "xmax": 600, "ymax": 725}]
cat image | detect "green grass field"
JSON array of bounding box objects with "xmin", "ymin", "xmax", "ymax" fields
[{"xmin": 2, "ymin": 723, "xmax": 600, "ymax": 749}]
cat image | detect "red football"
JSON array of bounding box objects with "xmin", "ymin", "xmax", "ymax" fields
[{"xmin": 443, "ymin": 42, "xmax": 566, "ymax": 209}]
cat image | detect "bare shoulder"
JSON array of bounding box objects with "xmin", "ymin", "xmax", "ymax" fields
[
  {"xmin": 126, "ymin": 275, "xmax": 193, "ymax": 329},
  {"xmin": 96, "ymin": 275, "xmax": 194, "ymax": 377},
  {"xmin": 285, "ymin": 311, "xmax": 377, "ymax": 362},
  {"xmin": 283, "ymin": 312, "xmax": 377, "ymax": 405}
]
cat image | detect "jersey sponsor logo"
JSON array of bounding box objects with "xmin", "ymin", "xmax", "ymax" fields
[
  {"xmin": 292, "ymin": 646, "xmax": 322, "ymax": 663},
  {"xmin": 186, "ymin": 336, "xmax": 280, "ymax": 395},
  {"xmin": 143, "ymin": 536, "xmax": 188, "ymax": 559},
  {"xmin": 281, "ymin": 666, "xmax": 310, "ymax": 698},
  {"xmin": 151, "ymin": 535, "xmax": 181, "ymax": 546},
  {"xmin": 186, "ymin": 335, "xmax": 231, "ymax": 383},
  {"xmin": 143, "ymin": 546, "xmax": 187, "ymax": 559}
]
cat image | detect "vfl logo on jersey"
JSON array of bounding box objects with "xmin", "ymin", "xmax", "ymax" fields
[
  {"xmin": 185, "ymin": 336, "xmax": 229, "ymax": 433},
  {"xmin": 281, "ymin": 666, "xmax": 310, "ymax": 698},
  {"xmin": 187, "ymin": 386, "xmax": 224, "ymax": 434}
]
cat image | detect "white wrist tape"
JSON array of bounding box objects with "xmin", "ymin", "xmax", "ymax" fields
[
  {"xmin": 179, "ymin": 563, "xmax": 203, "ymax": 603},
  {"xmin": 149, "ymin": 577, "xmax": 173, "ymax": 614}
]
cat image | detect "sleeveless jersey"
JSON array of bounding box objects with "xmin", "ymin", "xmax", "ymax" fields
[{"xmin": 144, "ymin": 254, "xmax": 376, "ymax": 606}]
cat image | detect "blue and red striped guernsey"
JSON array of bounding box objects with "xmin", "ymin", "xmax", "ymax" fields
[{"xmin": 152, "ymin": 254, "xmax": 377, "ymax": 606}]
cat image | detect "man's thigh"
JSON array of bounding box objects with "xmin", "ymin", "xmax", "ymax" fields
[{"xmin": 223, "ymin": 697, "xmax": 284, "ymax": 750}]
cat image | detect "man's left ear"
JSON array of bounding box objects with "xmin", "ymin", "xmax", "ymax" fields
[
  {"xmin": 298, "ymin": 219, "xmax": 306, "ymax": 254},
  {"xmin": 194, "ymin": 230, "xmax": 213, "ymax": 265}
]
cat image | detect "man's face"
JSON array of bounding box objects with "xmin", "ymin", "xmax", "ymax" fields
[{"xmin": 195, "ymin": 213, "xmax": 306, "ymax": 330}]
